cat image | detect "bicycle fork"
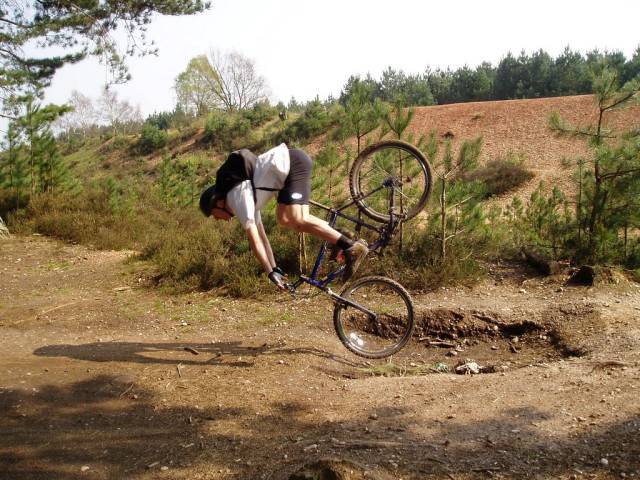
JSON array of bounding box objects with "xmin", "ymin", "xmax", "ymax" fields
[{"xmin": 325, "ymin": 286, "xmax": 378, "ymax": 320}]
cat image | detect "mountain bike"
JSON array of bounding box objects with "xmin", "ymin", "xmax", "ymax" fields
[{"xmin": 286, "ymin": 140, "xmax": 433, "ymax": 358}]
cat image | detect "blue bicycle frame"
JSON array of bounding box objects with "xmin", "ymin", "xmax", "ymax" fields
[{"xmin": 289, "ymin": 177, "xmax": 402, "ymax": 294}]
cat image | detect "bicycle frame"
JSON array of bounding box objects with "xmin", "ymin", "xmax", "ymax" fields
[{"xmin": 289, "ymin": 178, "xmax": 403, "ymax": 296}]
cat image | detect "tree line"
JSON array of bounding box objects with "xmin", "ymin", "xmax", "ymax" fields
[{"xmin": 339, "ymin": 47, "xmax": 640, "ymax": 107}]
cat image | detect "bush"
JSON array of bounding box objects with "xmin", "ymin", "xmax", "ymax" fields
[
  {"xmin": 273, "ymin": 99, "xmax": 335, "ymax": 144},
  {"xmin": 99, "ymin": 135, "xmax": 133, "ymax": 155},
  {"xmin": 461, "ymin": 154, "xmax": 534, "ymax": 197},
  {"xmin": 139, "ymin": 215, "xmax": 299, "ymax": 296},
  {"xmin": 145, "ymin": 111, "xmax": 173, "ymax": 130},
  {"xmin": 138, "ymin": 123, "xmax": 168, "ymax": 154},
  {"xmin": 7, "ymin": 180, "xmax": 186, "ymax": 250},
  {"xmin": 57, "ymin": 133, "xmax": 87, "ymax": 156},
  {"xmin": 242, "ymin": 102, "xmax": 277, "ymax": 127},
  {"xmin": 361, "ymin": 227, "xmax": 485, "ymax": 290},
  {"xmin": 202, "ymin": 111, "xmax": 260, "ymax": 151}
]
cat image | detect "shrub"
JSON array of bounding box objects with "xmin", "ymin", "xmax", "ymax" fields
[
  {"xmin": 203, "ymin": 112, "xmax": 253, "ymax": 150},
  {"xmin": 99, "ymin": 135, "xmax": 133, "ymax": 155},
  {"xmin": 138, "ymin": 123, "xmax": 168, "ymax": 154},
  {"xmin": 203, "ymin": 112, "xmax": 229, "ymax": 143},
  {"xmin": 273, "ymin": 99, "xmax": 335, "ymax": 144},
  {"xmin": 242, "ymin": 102, "xmax": 277, "ymax": 127},
  {"xmin": 8, "ymin": 183, "xmax": 178, "ymax": 251},
  {"xmin": 57, "ymin": 133, "xmax": 87, "ymax": 156},
  {"xmin": 145, "ymin": 111, "xmax": 173, "ymax": 130},
  {"xmin": 139, "ymin": 216, "xmax": 299, "ymax": 296},
  {"xmin": 461, "ymin": 154, "xmax": 534, "ymax": 197}
]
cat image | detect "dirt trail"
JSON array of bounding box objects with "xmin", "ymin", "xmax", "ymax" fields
[{"xmin": 1, "ymin": 236, "xmax": 639, "ymax": 480}]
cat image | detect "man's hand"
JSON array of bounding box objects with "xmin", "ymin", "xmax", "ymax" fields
[{"xmin": 268, "ymin": 269, "xmax": 288, "ymax": 291}]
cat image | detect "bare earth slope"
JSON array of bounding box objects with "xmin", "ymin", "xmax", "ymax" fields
[
  {"xmin": 1, "ymin": 236, "xmax": 639, "ymax": 479},
  {"xmin": 408, "ymin": 95, "xmax": 639, "ymax": 204}
]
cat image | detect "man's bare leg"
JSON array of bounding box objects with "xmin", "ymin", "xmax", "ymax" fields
[
  {"xmin": 276, "ymin": 204, "xmax": 341, "ymax": 243},
  {"xmin": 277, "ymin": 204, "xmax": 368, "ymax": 280}
]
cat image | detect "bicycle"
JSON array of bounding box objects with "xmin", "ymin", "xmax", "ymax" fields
[{"xmin": 285, "ymin": 140, "xmax": 433, "ymax": 358}]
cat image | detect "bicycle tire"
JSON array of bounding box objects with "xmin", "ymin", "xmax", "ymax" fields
[
  {"xmin": 349, "ymin": 140, "xmax": 433, "ymax": 223},
  {"xmin": 333, "ymin": 275, "xmax": 415, "ymax": 359}
]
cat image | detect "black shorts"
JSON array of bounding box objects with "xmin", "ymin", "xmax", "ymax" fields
[{"xmin": 277, "ymin": 149, "xmax": 312, "ymax": 205}]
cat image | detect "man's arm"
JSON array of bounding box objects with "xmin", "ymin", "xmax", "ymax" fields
[
  {"xmin": 257, "ymin": 220, "xmax": 276, "ymax": 269},
  {"xmin": 246, "ymin": 223, "xmax": 274, "ymax": 275},
  {"xmin": 246, "ymin": 223, "xmax": 287, "ymax": 290}
]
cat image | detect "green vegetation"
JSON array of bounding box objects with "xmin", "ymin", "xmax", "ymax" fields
[
  {"xmin": 339, "ymin": 47, "xmax": 640, "ymax": 106},
  {"xmin": 507, "ymin": 66, "xmax": 640, "ymax": 266},
  {"xmin": 138, "ymin": 123, "xmax": 168, "ymax": 154},
  {"xmin": 461, "ymin": 154, "xmax": 535, "ymax": 197},
  {"xmin": 359, "ymin": 361, "xmax": 447, "ymax": 377},
  {"xmin": 2, "ymin": 48, "xmax": 639, "ymax": 297},
  {"xmin": 1, "ymin": 1, "xmax": 209, "ymax": 116}
]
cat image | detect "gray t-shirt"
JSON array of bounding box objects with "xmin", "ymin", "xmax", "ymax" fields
[{"xmin": 225, "ymin": 143, "xmax": 290, "ymax": 229}]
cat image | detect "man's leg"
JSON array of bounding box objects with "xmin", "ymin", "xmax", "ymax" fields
[
  {"xmin": 277, "ymin": 204, "xmax": 368, "ymax": 280},
  {"xmin": 278, "ymin": 149, "xmax": 367, "ymax": 279},
  {"xmin": 276, "ymin": 204, "xmax": 341, "ymax": 243}
]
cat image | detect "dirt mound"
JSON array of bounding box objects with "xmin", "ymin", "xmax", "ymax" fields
[{"xmin": 413, "ymin": 308, "xmax": 542, "ymax": 341}]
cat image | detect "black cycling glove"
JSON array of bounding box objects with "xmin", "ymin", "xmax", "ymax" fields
[{"xmin": 268, "ymin": 269, "xmax": 287, "ymax": 290}]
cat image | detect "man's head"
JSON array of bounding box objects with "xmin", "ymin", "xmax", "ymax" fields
[
  {"xmin": 199, "ymin": 185, "xmax": 233, "ymax": 221},
  {"xmin": 211, "ymin": 198, "xmax": 233, "ymax": 221}
]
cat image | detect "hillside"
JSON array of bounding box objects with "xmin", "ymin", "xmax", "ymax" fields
[
  {"xmin": 408, "ymin": 95, "xmax": 638, "ymax": 200},
  {"xmin": 62, "ymin": 95, "xmax": 639, "ymax": 209},
  {"xmin": 310, "ymin": 95, "xmax": 639, "ymax": 205}
]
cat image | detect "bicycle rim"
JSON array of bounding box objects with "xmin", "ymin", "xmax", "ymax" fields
[
  {"xmin": 333, "ymin": 276, "xmax": 415, "ymax": 359},
  {"xmin": 350, "ymin": 140, "xmax": 433, "ymax": 223}
]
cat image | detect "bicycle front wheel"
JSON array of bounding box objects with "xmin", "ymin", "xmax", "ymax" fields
[
  {"xmin": 350, "ymin": 140, "xmax": 433, "ymax": 223},
  {"xmin": 333, "ymin": 276, "xmax": 415, "ymax": 359}
]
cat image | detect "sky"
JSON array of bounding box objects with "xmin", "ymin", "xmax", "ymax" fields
[{"xmin": 42, "ymin": 0, "xmax": 640, "ymax": 116}]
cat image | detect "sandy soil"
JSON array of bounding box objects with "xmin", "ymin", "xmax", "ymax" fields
[
  {"xmin": 1, "ymin": 235, "xmax": 639, "ymax": 480},
  {"xmin": 306, "ymin": 95, "xmax": 640, "ymax": 211}
]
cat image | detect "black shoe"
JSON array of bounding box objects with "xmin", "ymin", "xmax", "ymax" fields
[{"xmin": 343, "ymin": 240, "xmax": 369, "ymax": 281}]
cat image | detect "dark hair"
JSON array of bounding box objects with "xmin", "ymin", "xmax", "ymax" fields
[{"xmin": 199, "ymin": 184, "xmax": 219, "ymax": 217}]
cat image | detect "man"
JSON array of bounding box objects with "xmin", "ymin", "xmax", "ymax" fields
[{"xmin": 200, "ymin": 143, "xmax": 368, "ymax": 290}]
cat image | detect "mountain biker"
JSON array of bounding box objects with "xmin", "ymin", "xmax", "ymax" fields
[{"xmin": 200, "ymin": 143, "xmax": 368, "ymax": 290}]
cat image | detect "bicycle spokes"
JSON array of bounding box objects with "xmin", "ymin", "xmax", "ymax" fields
[
  {"xmin": 350, "ymin": 141, "xmax": 433, "ymax": 223},
  {"xmin": 333, "ymin": 276, "xmax": 414, "ymax": 358}
]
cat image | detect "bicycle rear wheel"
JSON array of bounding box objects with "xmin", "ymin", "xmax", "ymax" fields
[
  {"xmin": 333, "ymin": 276, "xmax": 415, "ymax": 358},
  {"xmin": 350, "ymin": 140, "xmax": 433, "ymax": 223}
]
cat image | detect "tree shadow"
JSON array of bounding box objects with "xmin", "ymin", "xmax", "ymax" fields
[
  {"xmin": 1, "ymin": 374, "xmax": 637, "ymax": 479},
  {"xmin": 0, "ymin": 375, "xmax": 243, "ymax": 479}
]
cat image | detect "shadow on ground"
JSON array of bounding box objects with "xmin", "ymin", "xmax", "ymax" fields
[
  {"xmin": 34, "ymin": 341, "xmax": 360, "ymax": 368},
  {"xmin": 1, "ymin": 375, "xmax": 637, "ymax": 479}
]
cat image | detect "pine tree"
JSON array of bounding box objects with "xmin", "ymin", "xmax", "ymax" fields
[
  {"xmin": 382, "ymin": 100, "xmax": 416, "ymax": 248},
  {"xmin": 37, "ymin": 129, "xmax": 76, "ymax": 194},
  {"xmin": 1, "ymin": 1, "xmax": 210, "ymax": 115},
  {"xmin": 314, "ymin": 143, "xmax": 347, "ymax": 205},
  {"xmin": 0, "ymin": 122, "xmax": 28, "ymax": 209},
  {"xmin": 549, "ymin": 66, "xmax": 640, "ymax": 262},
  {"xmin": 17, "ymin": 97, "xmax": 70, "ymax": 197},
  {"xmin": 343, "ymin": 79, "xmax": 385, "ymax": 157},
  {"xmin": 158, "ymin": 156, "xmax": 176, "ymax": 208},
  {"xmin": 424, "ymin": 132, "xmax": 484, "ymax": 261}
]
